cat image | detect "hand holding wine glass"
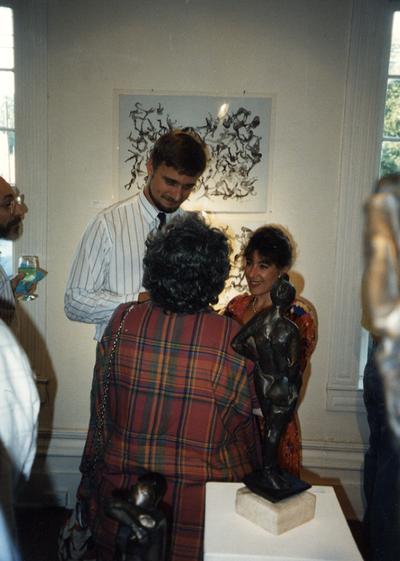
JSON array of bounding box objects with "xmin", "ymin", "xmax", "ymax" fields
[{"xmin": 15, "ymin": 255, "xmax": 46, "ymax": 301}]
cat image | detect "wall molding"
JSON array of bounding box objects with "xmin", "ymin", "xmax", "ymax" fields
[
  {"xmin": 21, "ymin": 430, "xmax": 366, "ymax": 518},
  {"xmin": 36, "ymin": 429, "xmax": 86, "ymax": 457},
  {"xmin": 35, "ymin": 429, "xmax": 367, "ymax": 463},
  {"xmin": 326, "ymin": 387, "xmax": 366, "ymax": 412}
]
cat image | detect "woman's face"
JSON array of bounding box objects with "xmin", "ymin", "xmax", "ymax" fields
[{"xmin": 244, "ymin": 250, "xmax": 282, "ymax": 297}]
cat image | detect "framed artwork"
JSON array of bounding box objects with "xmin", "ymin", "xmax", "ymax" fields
[{"xmin": 117, "ymin": 92, "xmax": 272, "ymax": 212}]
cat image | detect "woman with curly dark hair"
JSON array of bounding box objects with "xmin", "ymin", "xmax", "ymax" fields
[{"xmin": 76, "ymin": 213, "xmax": 258, "ymax": 561}]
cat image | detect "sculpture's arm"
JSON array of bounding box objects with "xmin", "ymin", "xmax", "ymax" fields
[
  {"xmin": 232, "ymin": 330, "xmax": 258, "ymax": 361},
  {"xmin": 231, "ymin": 312, "xmax": 267, "ymax": 360},
  {"xmin": 105, "ymin": 499, "xmax": 150, "ymax": 543},
  {"xmin": 287, "ymin": 329, "xmax": 301, "ymax": 381}
]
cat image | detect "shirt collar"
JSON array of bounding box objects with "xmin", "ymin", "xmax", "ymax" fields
[
  {"xmin": 138, "ymin": 189, "xmax": 183, "ymax": 225},
  {"xmin": 139, "ymin": 189, "xmax": 159, "ymax": 222}
]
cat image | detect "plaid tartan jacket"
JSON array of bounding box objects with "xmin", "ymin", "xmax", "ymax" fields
[
  {"xmin": 81, "ymin": 301, "xmax": 257, "ymax": 481},
  {"xmin": 78, "ymin": 301, "xmax": 258, "ymax": 560}
]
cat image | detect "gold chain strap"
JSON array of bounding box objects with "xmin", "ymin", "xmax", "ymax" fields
[{"xmin": 91, "ymin": 303, "xmax": 136, "ymax": 475}]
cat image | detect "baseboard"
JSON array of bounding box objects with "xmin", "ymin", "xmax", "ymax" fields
[
  {"xmin": 19, "ymin": 430, "xmax": 367, "ymax": 517},
  {"xmin": 302, "ymin": 439, "xmax": 366, "ymax": 519},
  {"xmin": 19, "ymin": 429, "xmax": 86, "ymax": 508}
]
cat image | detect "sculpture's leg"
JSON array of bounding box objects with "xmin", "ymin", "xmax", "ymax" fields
[
  {"xmin": 262, "ymin": 405, "xmax": 292, "ymax": 466},
  {"xmin": 260, "ymin": 401, "xmax": 297, "ymax": 489}
]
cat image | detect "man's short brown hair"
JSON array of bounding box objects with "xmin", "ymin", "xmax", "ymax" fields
[{"xmin": 150, "ymin": 129, "xmax": 208, "ymax": 177}]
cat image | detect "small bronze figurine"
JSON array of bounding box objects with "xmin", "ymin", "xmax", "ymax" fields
[
  {"xmin": 106, "ymin": 471, "xmax": 167, "ymax": 561},
  {"xmin": 232, "ymin": 274, "xmax": 310, "ymax": 501}
]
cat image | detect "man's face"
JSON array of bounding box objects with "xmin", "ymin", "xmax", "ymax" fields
[
  {"xmin": 0, "ymin": 177, "xmax": 27, "ymax": 240},
  {"xmin": 144, "ymin": 161, "xmax": 200, "ymax": 213}
]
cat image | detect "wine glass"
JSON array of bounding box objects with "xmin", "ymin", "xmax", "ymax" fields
[{"xmin": 17, "ymin": 255, "xmax": 39, "ymax": 301}]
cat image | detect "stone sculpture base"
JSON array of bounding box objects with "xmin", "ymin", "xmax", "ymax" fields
[{"xmin": 235, "ymin": 486, "xmax": 316, "ymax": 535}]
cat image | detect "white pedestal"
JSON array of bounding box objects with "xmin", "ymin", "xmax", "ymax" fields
[{"xmin": 204, "ymin": 483, "xmax": 363, "ymax": 561}]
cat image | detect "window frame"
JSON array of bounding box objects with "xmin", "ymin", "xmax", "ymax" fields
[
  {"xmin": 0, "ymin": 4, "xmax": 15, "ymax": 186},
  {"xmin": 0, "ymin": 4, "xmax": 15, "ymax": 277}
]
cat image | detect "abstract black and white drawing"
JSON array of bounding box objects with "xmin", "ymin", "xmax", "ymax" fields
[{"xmin": 118, "ymin": 93, "xmax": 272, "ymax": 212}]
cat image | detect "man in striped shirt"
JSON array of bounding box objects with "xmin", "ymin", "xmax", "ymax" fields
[{"xmin": 64, "ymin": 130, "xmax": 208, "ymax": 341}]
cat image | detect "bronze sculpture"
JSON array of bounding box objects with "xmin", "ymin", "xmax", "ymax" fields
[
  {"xmin": 106, "ymin": 471, "xmax": 167, "ymax": 561},
  {"xmin": 232, "ymin": 274, "xmax": 310, "ymax": 501}
]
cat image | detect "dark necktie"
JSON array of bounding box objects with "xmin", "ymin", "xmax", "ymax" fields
[{"xmin": 157, "ymin": 212, "xmax": 166, "ymax": 230}]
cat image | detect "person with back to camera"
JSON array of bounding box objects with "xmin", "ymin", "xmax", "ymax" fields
[
  {"xmin": 64, "ymin": 129, "xmax": 208, "ymax": 341},
  {"xmin": 76, "ymin": 213, "xmax": 259, "ymax": 561},
  {"xmin": 225, "ymin": 225, "xmax": 317, "ymax": 477}
]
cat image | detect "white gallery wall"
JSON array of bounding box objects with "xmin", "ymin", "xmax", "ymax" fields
[{"xmin": 15, "ymin": 0, "xmax": 392, "ymax": 515}]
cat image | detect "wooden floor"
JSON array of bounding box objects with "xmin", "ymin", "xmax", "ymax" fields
[{"xmin": 15, "ymin": 507, "xmax": 369, "ymax": 561}]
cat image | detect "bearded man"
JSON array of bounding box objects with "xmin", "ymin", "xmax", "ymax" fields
[{"xmin": 0, "ymin": 177, "xmax": 27, "ymax": 325}]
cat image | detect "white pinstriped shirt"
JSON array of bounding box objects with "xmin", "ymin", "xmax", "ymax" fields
[{"xmin": 64, "ymin": 190, "xmax": 183, "ymax": 341}]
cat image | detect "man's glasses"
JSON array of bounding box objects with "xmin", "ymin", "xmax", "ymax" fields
[{"xmin": 0, "ymin": 192, "xmax": 25, "ymax": 215}]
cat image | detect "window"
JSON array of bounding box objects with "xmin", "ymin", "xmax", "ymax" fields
[
  {"xmin": 0, "ymin": 5, "xmax": 14, "ymax": 276},
  {"xmin": 381, "ymin": 11, "xmax": 400, "ymax": 175}
]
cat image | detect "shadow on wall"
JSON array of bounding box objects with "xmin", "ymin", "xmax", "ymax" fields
[{"xmin": 14, "ymin": 302, "xmax": 58, "ymax": 507}]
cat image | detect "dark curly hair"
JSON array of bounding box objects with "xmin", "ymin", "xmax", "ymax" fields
[
  {"xmin": 143, "ymin": 213, "xmax": 230, "ymax": 313},
  {"xmin": 244, "ymin": 225, "xmax": 293, "ymax": 269}
]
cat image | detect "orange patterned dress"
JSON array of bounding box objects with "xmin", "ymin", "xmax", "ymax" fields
[{"xmin": 225, "ymin": 293, "xmax": 317, "ymax": 476}]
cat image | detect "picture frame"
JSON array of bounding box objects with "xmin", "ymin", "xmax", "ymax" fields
[{"xmin": 117, "ymin": 91, "xmax": 272, "ymax": 213}]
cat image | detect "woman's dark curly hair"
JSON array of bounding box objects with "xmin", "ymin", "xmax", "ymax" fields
[
  {"xmin": 244, "ymin": 225, "xmax": 293, "ymax": 269},
  {"xmin": 143, "ymin": 213, "xmax": 230, "ymax": 313}
]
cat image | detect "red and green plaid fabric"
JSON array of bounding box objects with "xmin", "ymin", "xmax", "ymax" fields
[{"xmin": 79, "ymin": 302, "xmax": 258, "ymax": 561}]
